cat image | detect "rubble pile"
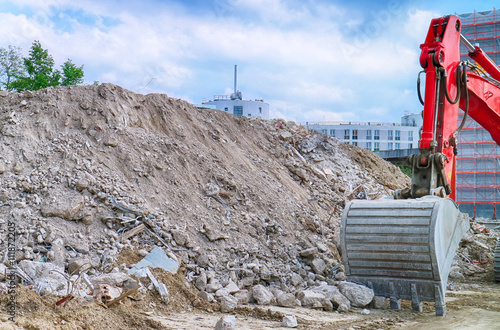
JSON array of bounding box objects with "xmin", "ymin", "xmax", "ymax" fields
[
  {"xmin": 448, "ymin": 223, "xmax": 500, "ymax": 283},
  {"xmin": 0, "ymin": 84, "xmax": 410, "ymax": 326}
]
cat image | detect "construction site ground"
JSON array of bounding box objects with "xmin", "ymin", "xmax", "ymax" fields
[{"xmin": 0, "ymin": 84, "xmax": 498, "ymax": 329}]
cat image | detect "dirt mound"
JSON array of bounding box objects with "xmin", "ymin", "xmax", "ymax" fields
[{"xmin": 0, "ymin": 84, "xmax": 409, "ymax": 327}]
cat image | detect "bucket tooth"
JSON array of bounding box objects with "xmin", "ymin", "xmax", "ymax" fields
[
  {"xmin": 411, "ymin": 283, "xmax": 423, "ymax": 312},
  {"xmin": 389, "ymin": 282, "xmax": 401, "ymax": 310},
  {"xmin": 340, "ymin": 196, "xmax": 469, "ymax": 316}
]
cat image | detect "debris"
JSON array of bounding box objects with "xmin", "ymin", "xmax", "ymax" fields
[
  {"xmin": 94, "ymin": 284, "xmax": 123, "ymax": 304},
  {"xmin": 215, "ymin": 315, "xmax": 236, "ymax": 330},
  {"xmin": 282, "ymin": 315, "xmax": 298, "ymax": 328},
  {"xmin": 338, "ymin": 282, "xmax": 374, "ymax": 308},
  {"xmin": 129, "ymin": 247, "xmax": 179, "ymax": 275},
  {"xmin": 145, "ymin": 267, "xmax": 169, "ymax": 302},
  {"xmin": 220, "ymin": 295, "xmax": 238, "ymax": 312},
  {"xmin": 251, "ymin": 284, "xmax": 274, "ymax": 305},
  {"xmin": 121, "ymin": 223, "xmax": 145, "ymax": 241}
]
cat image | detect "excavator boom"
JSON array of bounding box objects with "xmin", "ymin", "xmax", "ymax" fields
[{"xmin": 341, "ymin": 15, "xmax": 500, "ymax": 316}]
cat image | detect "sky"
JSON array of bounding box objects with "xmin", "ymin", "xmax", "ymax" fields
[{"xmin": 0, "ymin": 0, "xmax": 496, "ymax": 123}]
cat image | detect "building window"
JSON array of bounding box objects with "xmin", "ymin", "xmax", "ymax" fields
[
  {"xmin": 259, "ymin": 107, "xmax": 262, "ymax": 114},
  {"xmin": 344, "ymin": 129, "xmax": 350, "ymax": 140},
  {"xmin": 388, "ymin": 130, "xmax": 393, "ymax": 140},
  {"xmin": 224, "ymin": 107, "xmax": 229, "ymax": 112},
  {"xmin": 321, "ymin": 129, "xmax": 327, "ymax": 134},
  {"xmin": 395, "ymin": 130, "xmax": 401, "ymax": 140},
  {"xmin": 395, "ymin": 143, "xmax": 400, "ymax": 149},
  {"xmin": 233, "ymin": 106, "xmax": 243, "ymax": 116},
  {"xmin": 366, "ymin": 130, "xmax": 372, "ymax": 140},
  {"xmin": 412, "ymin": 119, "xmax": 416, "ymax": 127},
  {"xmin": 388, "ymin": 142, "xmax": 393, "ymax": 150},
  {"xmin": 374, "ymin": 130, "xmax": 380, "ymax": 140},
  {"xmin": 352, "ymin": 142, "xmax": 358, "ymax": 146},
  {"xmin": 248, "ymin": 114, "xmax": 251, "ymax": 117},
  {"xmin": 366, "ymin": 142, "xmax": 371, "ymax": 150},
  {"xmin": 352, "ymin": 129, "xmax": 358, "ymax": 140},
  {"xmin": 409, "ymin": 143, "xmax": 413, "ymax": 149},
  {"xmin": 329, "ymin": 129, "xmax": 335, "ymax": 137},
  {"xmin": 374, "ymin": 142, "xmax": 380, "ymax": 151},
  {"xmin": 408, "ymin": 131, "xmax": 413, "ymax": 141}
]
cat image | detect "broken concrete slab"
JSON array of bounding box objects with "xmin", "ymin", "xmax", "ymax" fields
[
  {"xmin": 338, "ymin": 282, "xmax": 374, "ymax": 307},
  {"xmin": 40, "ymin": 191, "xmax": 85, "ymax": 220},
  {"xmin": 128, "ymin": 247, "xmax": 179, "ymax": 275}
]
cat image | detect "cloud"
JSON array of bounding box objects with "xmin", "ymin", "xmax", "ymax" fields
[{"xmin": 0, "ymin": 0, "xmax": 447, "ymax": 124}]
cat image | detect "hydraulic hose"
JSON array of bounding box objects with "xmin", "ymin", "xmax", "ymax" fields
[
  {"xmin": 417, "ymin": 70, "xmax": 425, "ymax": 106},
  {"xmin": 441, "ymin": 65, "xmax": 461, "ymax": 105},
  {"xmin": 455, "ymin": 62, "xmax": 469, "ymax": 135}
]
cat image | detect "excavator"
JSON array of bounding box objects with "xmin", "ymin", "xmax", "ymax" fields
[{"xmin": 340, "ymin": 15, "xmax": 500, "ymax": 316}]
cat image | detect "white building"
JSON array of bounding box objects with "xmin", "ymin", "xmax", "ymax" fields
[
  {"xmin": 304, "ymin": 112, "xmax": 422, "ymax": 152},
  {"xmin": 202, "ymin": 65, "xmax": 270, "ymax": 119}
]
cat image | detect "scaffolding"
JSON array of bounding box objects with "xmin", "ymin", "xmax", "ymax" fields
[{"xmin": 455, "ymin": 9, "xmax": 500, "ymax": 218}]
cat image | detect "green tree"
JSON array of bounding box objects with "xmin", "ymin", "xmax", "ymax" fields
[
  {"xmin": 0, "ymin": 45, "xmax": 25, "ymax": 91},
  {"xmin": 11, "ymin": 40, "xmax": 61, "ymax": 91},
  {"xmin": 61, "ymin": 59, "xmax": 84, "ymax": 86}
]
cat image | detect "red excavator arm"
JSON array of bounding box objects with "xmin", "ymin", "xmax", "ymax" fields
[
  {"xmin": 399, "ymin": 15, "xmax": 500, "ymax": 201},
  {"xmin": 340, "ymin": 15, "xmax": 500, "ymax": 317}
]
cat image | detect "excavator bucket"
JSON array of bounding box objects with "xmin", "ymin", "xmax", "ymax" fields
[{"xmin": 340, "ymin": 196, "xmax": 469, "ymax": 316}]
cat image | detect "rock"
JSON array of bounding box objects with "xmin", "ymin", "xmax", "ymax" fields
[
  {"xmin": 220, "ymin": 295, "xmax": 238, "ymax": 312},
  {"xmin": 280, "ymin": 131, "xmax": 293, "ymax": 140},
  {"xmin": 197, "ymin": 254, "xmax": 210, "ymax": 268},
  {"xmin": 0, "ymin": 90, "xmax": 9, "ymax": 97},
  {"xmin": 198, "ymin": 291, "xmax": 215, "ymax": 303},
  {"xmin": 277, "ymin": 292, "xmax": 299, "ymax": 307},
  {"xmin": 259, "ymin": 265, "xmax": 271, "ymax": 281},
  {"xmin": 13, "ymin": 162, "xmax": 23, "ymax": 174},
  {"xmin": 252, "ymin": 284, "xmax": 274, "ymax": 305},
  {"xmin": 195, "ymin": 272, "xmax": 208, "ymax": 291},
  {"xmin": 103, "ymin": 136, "xmax": 119, "ymax": 147},
  {"xmin": 372, "ymin": 296, "xmax": 389, "ymax": 309},
  {"xmin": 67, "ymin": 258, "xmax": 91, "ymax": 275},
  {"xmin": 337, "ymin": 303, "xmax": 349, "ymax": 313},
  {"xmin": 224, "ymin": 280, "xmax": 240, "ymax": 294},
  {"xmin": 361, "ymin": 309, "xmax": 370, "ymax": 315},
  {"xmin": 49, "ymin": 238, "xmax": 66, "ymax": 268},
  {"xmin": 76, "ymin": 179, "xmax": 89, "ymax": 191},
  {"xmin": 233, "ymin": 290, "xmax": 249, "ymax": 305},
  {"xmin": 215, "ymin": 288, "xmax": 230, "ymax": 298},
  {"xmin": 91, "ymin": 271, "xmax": 130, "ymax": 286},
  {"xmin": 204, "ymin": 183, "xmax": 220, "ymax": 197},
  {"xmin": 338, "ymin": 282, "xmax": 374, "ymax": 307},
  {"xmin": 282, "ymin": 315, "xmax": 298, "ymax": 328},
  {"xmin": 0, "ymin": 162, "xmax": 5, "ymax": 174},
  {"xmin": 19, "ymin": 260, "xmax": 64, "ymax": 280},
  {"xmin": 299, "ymin": 247, "xmax": 318, "ymax": 258},
  {"xmin": 239, "ymin": 276, "xmax": 256, "ymax": 288},
  {"xmin": 290, "ymin": 273, "xmax": 303, "ymax": 286},
  {"xmin": 206, "ymin": 281, "xmax": 223, "ymax": 293},
  {"xmin": 41, "ymin": 191, "xmax": 85, "ymax": 221},
  {"xmin": 316, "ymin": 242, "xmax": 328, "ymax": 252},
  {"xmin": 334, "ymin": 272, "xmax": 346, "ymax": 281},
  {"xmin": 0, "ymin": 264, "xmax": 6, "ymax": 280},
  {"xmin": 296, "ymin": 290, "xmax": 326, "ymax": 307},
  {"xmin": 123, "ymin": 278, "xmax": 140, "ymax": 290},
  {"xmin": 171, "ymin": 229, "xmax": 188, "ymax": 246},
  {"xmin": 215, "ymin": 315, "xmax": 235, "ymax": 330},
  {"xmin": 313, "ymin": 284, "xmax": 350, "ymax": 310},
  {"xmin": 66, "ymin": 237, "xmax": 90, "ymax": 254},
  {"xmin": 311, "ymin": 258, "xmax": 326, "ymax": 275},
  {"xmin": 323, "ymin": 299, "xmax": 334, "ymax": 311}
]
